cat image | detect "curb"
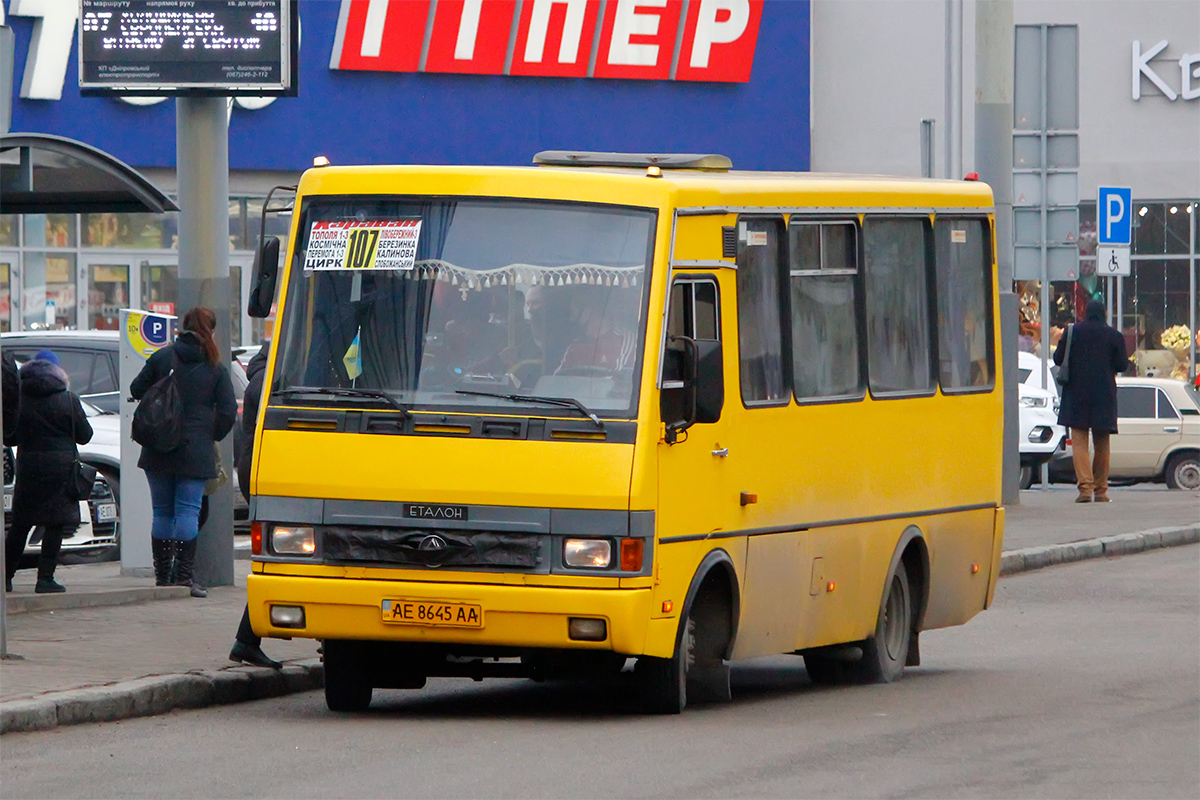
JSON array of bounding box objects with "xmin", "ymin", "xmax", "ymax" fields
[
  {"xmin": 4, "ymin": 586, "xmax": 192, "ymax": 615},
  {"xmin": 0, "ymin": 658, "xmax": 324, "ymax": 734},
  {"xmin": 1000, "ymin": 522, "xmax": 1200, "ymax": 576},
  {"xmin": 2, "ymin": 523, "xmax": 1197, "ymax": 735}
]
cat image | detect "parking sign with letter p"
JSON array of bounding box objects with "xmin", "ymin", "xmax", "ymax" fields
[{"xmin": 1098, "ymin": 186, "xmax": 1132, "ymax": 246}]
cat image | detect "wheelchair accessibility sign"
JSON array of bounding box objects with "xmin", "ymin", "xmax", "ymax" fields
[{"xmin": 1097, "ymin": 245, "xmax": 1130, "ymax": 276}]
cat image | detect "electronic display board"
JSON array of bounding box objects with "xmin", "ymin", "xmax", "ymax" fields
[{"xmin": 78, "ymin": 0, "xmax": 297, "ymax": 96}]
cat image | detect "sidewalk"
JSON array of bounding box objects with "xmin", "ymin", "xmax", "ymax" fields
[{"xmin": 2, "ymin": 485, "xmax": 1197, "ymax": 733}]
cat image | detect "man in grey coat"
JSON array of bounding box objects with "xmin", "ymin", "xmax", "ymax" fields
[{"xmin": 1053, "ymin": 299, "xmax": 1129, "ymax": 503}]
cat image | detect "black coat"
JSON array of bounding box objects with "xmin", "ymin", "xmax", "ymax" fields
[
  {"xmin": 8, "ymin": 359, "xmax": 93, "ymax": 527},
  {"xmin": 1053, "ymin": 319, "xmax": 1129, "ymax": 432},
  {"xmin": 130, "ymin": 332, "xmax": 237, "ymax": 479},
  {"xmin": 236, "ymin": 341, "xmax": 270, "ymax": 500}
]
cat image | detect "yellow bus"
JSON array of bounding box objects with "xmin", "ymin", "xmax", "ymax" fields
[{"xmin": 244, "ymin": 152, "xmax": 1004, "ymax": 714}]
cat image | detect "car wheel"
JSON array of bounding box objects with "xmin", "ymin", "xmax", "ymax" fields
[
  {"xmin": 1164, "ymin": 451, "xmax": 1200, "ymax": 491},
  {"xmin": 1019, "ymin": 464, "xmax": 1034, "ymax": 490}
]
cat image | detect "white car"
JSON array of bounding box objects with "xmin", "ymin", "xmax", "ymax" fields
[{"xmin": 1017, "ymin": 351, "xmax": 1068, "ymax": 489}]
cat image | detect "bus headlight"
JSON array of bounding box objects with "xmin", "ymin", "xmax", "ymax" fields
[
  {"xmin": 564, "ymin": 538, "xmax": 611, "ymax": 569},
  {"xmin": 272, "ymin": 525, "xmax": 316, "ymax": 555}
]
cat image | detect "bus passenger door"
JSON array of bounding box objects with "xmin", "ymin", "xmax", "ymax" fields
[{"xmin": 657, "ymin": 276, "xmax": 738, "ymax": 545}]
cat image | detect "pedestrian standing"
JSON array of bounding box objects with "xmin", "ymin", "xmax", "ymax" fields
[
  {"xmin": 1053, "ymin": 299, "xmax": 1130, "ymax": 503},
  {"xmin": 4, "ymin": 350, "xmax": 93, "ymax": 593},
  {"xmin": 131, "ymin": 307, "xmax": 237, "ymax": 597},
  {"xmin": 228, "ymin": 339, "xmax": 282, "ymax": 669}
]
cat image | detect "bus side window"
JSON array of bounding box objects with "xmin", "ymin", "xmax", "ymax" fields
[{"xmin": 736, "ymin": 218, "xmax": 788, "ymax": 405}]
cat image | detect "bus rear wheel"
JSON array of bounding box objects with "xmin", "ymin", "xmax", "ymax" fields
[
  {"xmin": 848, "ymin": 563, "xmax": 913, "ymax": 684},
  {"xmin": 323, "ymin": 640, "xmax": 373, "ymax": 712}
]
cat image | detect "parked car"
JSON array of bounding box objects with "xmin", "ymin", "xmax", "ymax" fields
[
  {"xmin": 1049, "ymin": 376, "xmax": 1200, "ymax": 490},
  {"xmin": 1, "ymin": 330, "xmax": 121, "ymax": 412},
  {"xmin": 1017, "ymin": 351, "xmax": 1068, "ymax": 489}
]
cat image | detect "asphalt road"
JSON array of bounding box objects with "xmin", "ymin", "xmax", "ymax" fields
[{"xmin": 3, "ymin": 547, "xmax": 1197, "ymax": 800}]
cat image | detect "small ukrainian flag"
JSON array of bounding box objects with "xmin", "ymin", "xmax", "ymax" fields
[{"xmin": 343, "ymin": 330, "xmax": 362, "ymax": 380}]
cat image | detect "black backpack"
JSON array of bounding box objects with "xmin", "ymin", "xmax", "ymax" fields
[{"xmin": 132, "ymin": 353, "xmax": 185, "ymax": 453}]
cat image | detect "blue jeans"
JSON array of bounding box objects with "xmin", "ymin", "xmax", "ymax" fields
[{"xmin": 145, "ymin": 472, "xmax": 207, "ymax": 541}]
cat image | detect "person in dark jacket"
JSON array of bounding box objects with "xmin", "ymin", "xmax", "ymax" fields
[
  {"xmin": 4, "ymin": 350, "xmax": 93, "ymax": 593},
  {"xmin": 131, "ymin": 307, "xmax": 237, "ymax": 597},
  {"xmin": 228, "ymin": 339, "xmax": 282, "ymax": 669},
  {"xmin": 1053, "ymin": 299, "xmax": 1130, "ymax": 503}
]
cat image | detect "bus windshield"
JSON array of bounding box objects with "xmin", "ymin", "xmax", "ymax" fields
[{"xmin": 274, "ymin": 198, "xmax": 655, "ymax": 416}]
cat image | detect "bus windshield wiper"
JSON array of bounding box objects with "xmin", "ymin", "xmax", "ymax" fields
[
  {"xmin": 455, "ymin": 390, "xmax": 604, "ymax": 429},
  {"xmin": 275, "ymin": 386, "xmax": 410, "ymax": 419}
]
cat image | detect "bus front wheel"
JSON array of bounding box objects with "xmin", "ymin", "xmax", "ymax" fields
[
  {"xmin": 636, "ymin": 616, "xmax": 694, "ymax": 714},
  {"xmin": 323, "ymin": 640, "xmax": 373, "ymax": 712},
  {"xmin": 850, "ymin": 563, "xmax": 913, "ymax": 684}
]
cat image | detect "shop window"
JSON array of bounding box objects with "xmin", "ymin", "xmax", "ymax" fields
[
  {"xmin": 787, "ymin": 220, "xmax": 862, "ymax": 401},
  {"xmin": 246, "ymin": 197, "xmax": 293, "ymax": 249},
  {"xmin": 0, "ymin": 216, "xmax": 16, "ymax": 247},
  {"xmin": 228, "ymin": 198, "xmax": 245, "ymax": 250},
  {"xmin": 0, "ymin": 263, "xmax": 10, "ymax": 331},
  {"xmin": 230, "ymin": 265, "xmax": 243, "ymax": 344},
  {"xmin": 141, "ymin": 263, "xmax": 178, "ymax": 314},
  {"xmin": 934, "ymin": 218, "xmax": 993, "ymax": 390},
  {"xmin": 22, "ymin": 253, "xmax": 76, "ymax": 330},
  {"xmin": 88, "ymin": 264, "xmax": 129, "ymax": 330},
  {"xmin": 736, "ymin": 217, "xmax": 787, "ymax": 405},
  {"xmin": 863, "ymin": 217, "xmax": 933, "ymax": 395},
  {"xmin": 23, "ymin": 214, "xmax": 74, "ymax": 248},
  {"xmin": 82, "ymin": 213, "xmax": 175, "ymax": 249},
  {"xmin": 1164, "ymin": 202, "xmax": 1192, "ymax": 255}
]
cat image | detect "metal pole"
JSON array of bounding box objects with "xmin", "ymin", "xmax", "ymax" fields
[
  {"xmin": 974, "ymin": 0, "xmax": 1017, "ymax": 502},
  {"xmin": 945, "ymin": 0, "xmax": 963, "ymax": 179},
  {"xmin": 0, "ymin": 23, "xmax": 17, "ymax": 660},
  {"xmin": 921, "ymin": 119, "xmax": 936, "ymax": 178},
  {"xmin": 1191, "ymin": 202, "xmax": 1196, "ymax": 382},
  {"xmin": 176, "ymin": 97, "xmax": 234, "ymax": 588}
]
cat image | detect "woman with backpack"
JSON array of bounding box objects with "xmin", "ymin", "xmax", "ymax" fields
[
  {"xmin": 131, "ymin": 307, "xmax": 237, "ymax": 597},
  {"xmin": 4, "ymin": 349, "xmax": 93, "ymax": 593}
]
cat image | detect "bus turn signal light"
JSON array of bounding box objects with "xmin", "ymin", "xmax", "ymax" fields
[
  {"xmin": 250, "ymin": 522, "xmax": 263, "ymax": 555},
  {"xmin": 972, "ymin": 563, "xmax": 980, "ymax": 574},
  {"xmin": 620, "ymin": 538, "xmax": 644, "ymax": 571},
  {"xmin": 662, "ymin": 601, "xmax": 673, "ymax": 613}
]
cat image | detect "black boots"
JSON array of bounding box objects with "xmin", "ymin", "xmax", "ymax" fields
[
  {"xmin": 229, "ymin": 640, "xmax": 283, "ymax": 669},
  {"xmin": 35, "ymin": 554, "xmax": 65, "ymax": 594},
  {"xmin": 152, "ymin": 538, "xmax": 173, "ymax": 586},
  {"xmin": 172, "ymin": 538, "xmax": 207, "ymax": 598}
]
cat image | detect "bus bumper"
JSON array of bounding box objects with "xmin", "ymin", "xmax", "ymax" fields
[{"xmin": 247, "ymin": 573, "xmax": 655, "ymax": 655}]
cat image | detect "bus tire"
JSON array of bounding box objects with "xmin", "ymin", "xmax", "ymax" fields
[
  {"xmin": 323, "ymin": 640, "xmax": 373, "ymax": 712},
  {"xmin": 636, "ymin": 616, "xmax": 694, "ymax": 714},
  {"xmin": 848, "ymin": 563, "xmax": 913, "ymax": 684}
]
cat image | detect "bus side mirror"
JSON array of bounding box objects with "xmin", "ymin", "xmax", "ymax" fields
[
  {"xmin": 662, "ymin": 337, "xmax": 724, "ymax": 444},
  {"xmin": 693, "ymin": 338, "xmax": 724, "ymax": 424},
  {"xmin": 247, "ymin": 237, "xmax": 280, "ymax": 319}
]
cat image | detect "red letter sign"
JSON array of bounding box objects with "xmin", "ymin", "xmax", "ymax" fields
[
  {"xmin": 592, "ymin": 0, "xmax": 681, "ymax": 81},
  {"xmin": 674, "ymin": 0, "xmax": 761, "ymax": 82},
  {"xmin": 424, "ymin": 0, "xmax": 517, "ymax": 75}
]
